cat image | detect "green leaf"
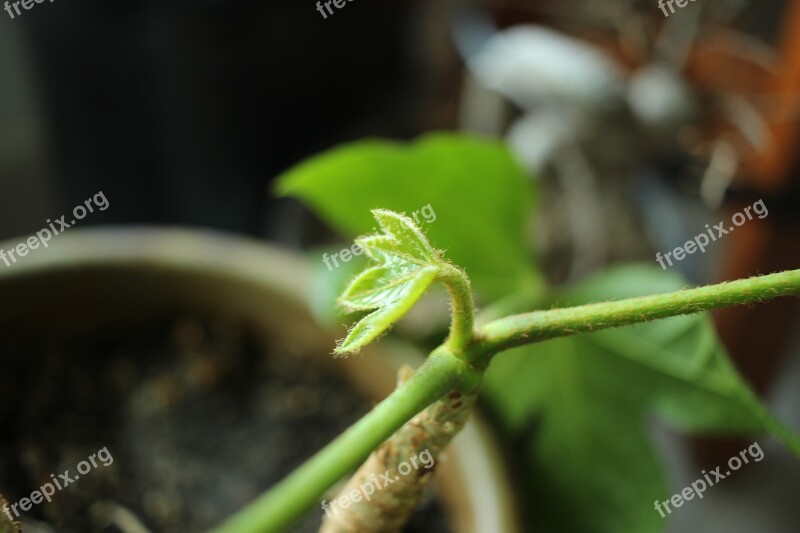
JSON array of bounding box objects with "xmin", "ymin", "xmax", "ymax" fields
[
  {"xmin": 276, "ymin": 133, "xmax": 543, "ymax": 298},
  {"xmin": 337, "ymin": 267, "xmax": 438, "ymax": 355},
  {"xmin": 308, "ymin": 246, "xmax": 367, "ymax": 326},
  {"xmin": 483, "ymin": 264, "xmax": 800, "ymax": 533},
  {"xmin": 334, "ymin": 210, "xmax": 444, "ymax": 355},
  {"xmin": 369, "ymin": 209, "xmax": 437, "ymax": 263}
]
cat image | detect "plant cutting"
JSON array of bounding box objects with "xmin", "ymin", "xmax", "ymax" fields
[{"xmin": 213, "ymin": 134, "xmax": 800, "ymax": 533}]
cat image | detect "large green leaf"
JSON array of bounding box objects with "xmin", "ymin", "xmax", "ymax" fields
[
  {"xmin": 483, "ymin": 264, "xmax": 800, "ymax": 533},
  {"xmin": 276, "ymin": 133, "xmax": 542, "ymax": 298}
]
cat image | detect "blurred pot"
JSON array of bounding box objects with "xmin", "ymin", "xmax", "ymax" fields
[{"xmin": 0, "ymin": 228, "xmax": 520, "ymax": 533}]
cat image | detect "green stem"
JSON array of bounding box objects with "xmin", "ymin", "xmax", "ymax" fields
[
  {"xmin": 211, "ymin": 349, "xmax": 481, "ymax": 533},
  {"xmin": 215, "ymin": 269, "xmax": 800, "ymax": 532},
  {"xmin": 467, "ymin": 269, "xmax": 800, "ymax": 366},
  {"xmin": 439, "ymin": 265, "xmax": 476, "ymax": 354}
]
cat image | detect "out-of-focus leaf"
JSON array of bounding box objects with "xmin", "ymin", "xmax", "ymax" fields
[
  {"xmin": 483, "ymin": 264, "xmax": 800, "ymax": 533},
  {"xmin": 276, "ymin": 133, "xmax": 542, "ymax": 298}
]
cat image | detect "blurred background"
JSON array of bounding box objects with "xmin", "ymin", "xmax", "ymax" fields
[{"xmin": 1, "ymin": 0, "xmax": 799, "ymax": 531}]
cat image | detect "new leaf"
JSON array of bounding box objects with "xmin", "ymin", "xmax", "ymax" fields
[{"xmin": 335, "ymin": 210, "xmax": 444, "ymax": 355}]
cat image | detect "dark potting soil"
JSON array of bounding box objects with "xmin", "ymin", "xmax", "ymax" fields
[{"xmin": 0, "ymin": 318, "xmax": 450, "ymax": 533}]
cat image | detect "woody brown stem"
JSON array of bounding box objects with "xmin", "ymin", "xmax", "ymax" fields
[{"xmin": 320, "ymin": 366, "xmax": 477, "ymax": 532}]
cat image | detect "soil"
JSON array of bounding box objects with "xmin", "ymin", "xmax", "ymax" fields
[{"xmin": 0, "ymin": 317, "xmax": 449, "ymax": 533}]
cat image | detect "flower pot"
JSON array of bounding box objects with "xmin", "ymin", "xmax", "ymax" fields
[{"xmin": 0, "ymin": 228, "xmax": 520, "ymax": 533}]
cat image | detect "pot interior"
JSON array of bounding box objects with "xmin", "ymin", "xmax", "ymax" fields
[{"xmin": 0, "ymin": 247, "xmax": 450, "ymax": 532}]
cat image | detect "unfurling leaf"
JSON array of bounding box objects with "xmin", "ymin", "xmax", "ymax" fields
[{"xmin": 335, "ymin": 210, "xmax": 445, "ymax": 355}]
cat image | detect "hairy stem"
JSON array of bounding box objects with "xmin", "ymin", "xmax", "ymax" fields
[
  {"xmin": 439, "ymin": 265, "xmax": 476, "ymax": 354},
  {"xmin": 468, "ymin": 269, "xmax": 800, "ymax": 366},
  {"xmin": 211, "ymin": 349, "xmax": 481, "ymax": 533}
]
